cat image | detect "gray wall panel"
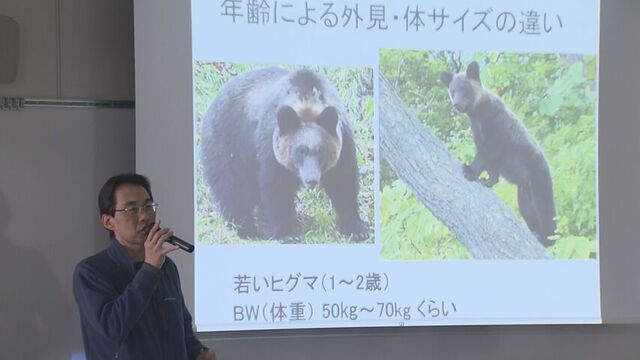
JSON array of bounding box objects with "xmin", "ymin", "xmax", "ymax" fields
[
  {"xmin": 0, "ymin": 107, "xmax": 135, "ymax": 359},
  {"xmin": 59, "ymin": 0, "xmax": 134, "ymax": 100},
  {"xmin": 599, "ymin": 0, "xmax": 640, "ymax": 324},
  {"xmin": 0, "ymin": 0, "xmax": 59, "ymax": 97},
  {"xmin": 0, "ymin": 0, "xmax": 134, "ymax": 100}
]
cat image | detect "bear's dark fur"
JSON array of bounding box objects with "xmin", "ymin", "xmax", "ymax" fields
[
  {"xmin": 440, "ymin": 62, "xmax": 556, "ymax": 246},
  {"xmin": 200, "ymin": 67, "xmax": 369, "ymax": 242}
]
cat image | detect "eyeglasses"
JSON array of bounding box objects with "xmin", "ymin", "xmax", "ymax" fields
[{"xmin": 114, "ymin": 203, "xmax": 159, "ymax": 216}]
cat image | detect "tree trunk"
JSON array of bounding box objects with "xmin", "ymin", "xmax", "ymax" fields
[{"xmin": 379, "ymin": 74, "xmax": 549, "ymax": 259}]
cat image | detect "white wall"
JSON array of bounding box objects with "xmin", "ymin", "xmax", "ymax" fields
[{"xmin": 133, "ymin": 0, "xmax": 197, "ymax": 326}]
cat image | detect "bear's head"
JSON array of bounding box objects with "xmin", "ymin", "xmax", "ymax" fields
[
  {"xmin": 272, "ymin": 70, "xmax": 344, "ymax": 188},
  {"xmin": 439, "ymin": 61, "xmax": 483, "ymax": 114},
  {"xmin": 273, "ymin": 105, "xmax": 342, "ymax": 188}
]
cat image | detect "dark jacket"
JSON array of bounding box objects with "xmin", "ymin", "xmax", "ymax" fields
[{"xmin": 73, "ymin": 239, "xmax": 204, "ymax": 359}]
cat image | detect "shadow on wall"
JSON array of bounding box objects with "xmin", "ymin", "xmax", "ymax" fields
[{"xmin": 0, "ymin": 188, "xmax": 78, "ymax": 359}]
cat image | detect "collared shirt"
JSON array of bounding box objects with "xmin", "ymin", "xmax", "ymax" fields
[{"xmin": 73, "ymin": 239, "xmax": 203, "ymax": 359}]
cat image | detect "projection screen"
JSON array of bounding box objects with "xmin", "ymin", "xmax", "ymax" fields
[{"xmin": 186, "ymin": 0, "xmax": 601, "ymax": 331}]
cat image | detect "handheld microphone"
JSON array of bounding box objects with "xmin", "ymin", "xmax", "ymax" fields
[
  {"xmin": 144, "ymin": 224, "xmax": 195, "ymax": 253},
  {"xmin": 167, "ymin": 234, "xmax": 195, "ymax": 253}
]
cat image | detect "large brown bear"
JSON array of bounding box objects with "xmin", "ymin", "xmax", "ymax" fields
[{"xmin": 200, "ymin": 67, "xmax": 369, "ymax": 242}]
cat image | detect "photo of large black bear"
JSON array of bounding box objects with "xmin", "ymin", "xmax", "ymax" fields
[
  {"xmin": 197, "ymin": 65, "xmax": 373, "ymax": 244},
  {"xmin": 440, "ymin": 62, "xmax": 556, "ymax": 247}
]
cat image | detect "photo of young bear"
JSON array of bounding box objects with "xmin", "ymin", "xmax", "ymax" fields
[
  {"xmin": 439, "ymin": 61, "xmax": 557, "ymax": 247},
  {"xmin": 199, "ymin": 67, "xmax": 371, "ymax": 243}
]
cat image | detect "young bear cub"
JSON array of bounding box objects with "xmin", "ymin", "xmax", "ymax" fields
[{"xmin": 440, "ymin": 62, "xmax": 556, "ymax": 247}]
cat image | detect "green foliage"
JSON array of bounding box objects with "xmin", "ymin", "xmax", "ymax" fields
[
  {"xmin": 379, "ymin": 50, "xmax": 597, "ymax": 260},
  {"xmin": 381, "ymin": 180, "xmax": 471, "ymax": 260},
  {"xmin": 194, "ymin": 62, "xmax": 375, "ymax": 245}
]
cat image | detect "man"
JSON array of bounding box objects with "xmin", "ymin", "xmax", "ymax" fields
[{"xmin": 73, "ymin": 173, "xmax": 216, "ymax": 359}]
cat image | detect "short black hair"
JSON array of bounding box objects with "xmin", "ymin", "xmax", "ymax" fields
[
  {"xmin": 98, "ymin": 173, "xmax": 154, "ymax": 216},
  {"xmin": 98, "ymin": 173, "xmax": 154, "ymax": 237}
]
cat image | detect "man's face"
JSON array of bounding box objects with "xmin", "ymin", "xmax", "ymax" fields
[{"xmin": 102, "ymin": 184, "xmax": 155, "ymax": 249}]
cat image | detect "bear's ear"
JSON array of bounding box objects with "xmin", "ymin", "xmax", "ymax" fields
[
  {"xmin": 466, "ymin": 61, "xmax": 481, "ymax": 82},
  {"xmin": 439, "ymin": 72, "xmax": 453, "ymax": 87},
  {"xmin": 277, "ymin": 106, "xmax": 300, "ymax": 134},
  {"xmin": 317, "ymin": 107, "xmax": 339, "ymax": 136}
]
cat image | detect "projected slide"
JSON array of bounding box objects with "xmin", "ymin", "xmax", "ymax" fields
[{"xmin": 193, "ymin": 0, "xmax": 600, "ymax": 331}]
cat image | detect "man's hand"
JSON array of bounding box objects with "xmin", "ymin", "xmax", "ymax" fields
[
  {"xmin": 144, "ymin": 220, "xmax": 179, "ymax": 269},
  {"xmin": 197, "ymin": 348, "xmax": 217, "ymax": 360}
]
